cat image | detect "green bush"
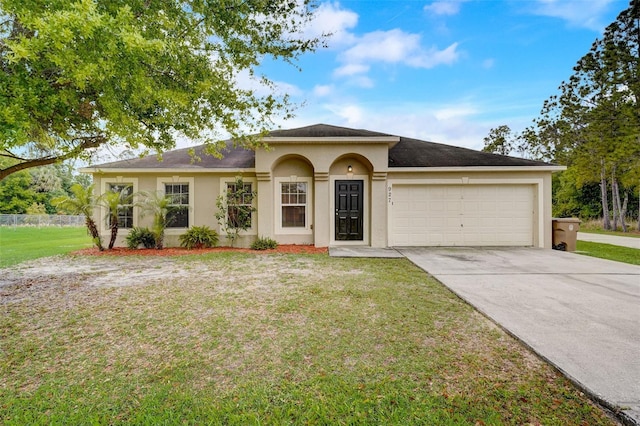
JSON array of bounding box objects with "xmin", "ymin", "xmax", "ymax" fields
[
  {"xmin": 125, "ymin": 227, "xmax": 156, "ymax": 249},
  {"xmin": 179, "ymin": 226, "xmax": 219, "ymax": 249},
  {"xmin": 251, "ymin": 236, "xmax": 278, "ymax": 250}
]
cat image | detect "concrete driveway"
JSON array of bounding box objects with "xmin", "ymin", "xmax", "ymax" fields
[{"xmin": 399, "ymin": 247, "xmax": 640, "ymax": 425}]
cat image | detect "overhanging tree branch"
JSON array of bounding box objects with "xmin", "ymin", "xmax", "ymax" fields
[{"xmin": 0, "ymin": 136, "xmax": 106, "ymax": 180}]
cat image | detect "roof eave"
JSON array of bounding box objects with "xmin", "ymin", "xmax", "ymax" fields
[
  {"xmin": 387, "ymin": 165, "xmax": 566, "ymax": 172},
  {"xmin": 80, "ymin": 167, "xmax": 257, "ymax": 174}
]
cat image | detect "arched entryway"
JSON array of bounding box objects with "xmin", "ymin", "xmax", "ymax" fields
[{"xmin": 329, "ymin": 155, "xmax": 373, "ymax": 245}]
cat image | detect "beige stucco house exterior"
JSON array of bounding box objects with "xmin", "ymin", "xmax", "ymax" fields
[{"xmin": 82, "ymin": 124, "xmax": 564, "ymax": 249}]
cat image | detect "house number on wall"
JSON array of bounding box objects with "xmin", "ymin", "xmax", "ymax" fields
[{"xmin": 388, "ymin": 186, "xmax": 392, "ymax": 204}]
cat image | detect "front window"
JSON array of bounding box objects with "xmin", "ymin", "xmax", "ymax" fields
[
  {"xmin": 108, "ymin": 183, "xmax": 133, "ymax": 228},
  {"xmin": 165, "ymin": 183, "xmax": 189, "ymax": 228},
  {"xmin": 281, "ymin": 182, "xmax": 307, "ymax": 228},
  {"xmin": 226, "ymin": 182, "xmax": 253, "ymax": 228}
]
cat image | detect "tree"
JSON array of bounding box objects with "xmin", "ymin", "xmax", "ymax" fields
[
  {"xmin": 0, "ymin": 157, "xmax": 91, "ymax": 213},
  {"xmin": 99, "ymin": 185, "xmax": 133, "ymax": 250},
  {"xmin": 482, "ymin": 125, "xmax": 515, "ymax": 155},
  {"xmin": 520, "ymin": 0, "xmax": 640, "ymax": 230},
  {"xmin": 52, "ymin": 183, "xmax": 104, "ymax": 250},
  {"xmin": 215, "ymin": 176, "xmax": 256, "ymax": 247},
  {"xmin": 137, "ymin": 190, "xmax": 173, "ymax": 250},
  {"xmin": 0, "ymin": 168, "xmax": 41, "ymax": 213},
  {"xmin": 0, "ymin": 0, "xmax": 322, "ymax": 180}
]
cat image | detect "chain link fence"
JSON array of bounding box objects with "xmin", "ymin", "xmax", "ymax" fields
[{"xmin": 0, "ymin": 214, "xmax": 85, "ymax": 227}]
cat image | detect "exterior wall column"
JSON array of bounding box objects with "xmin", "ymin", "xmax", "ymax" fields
[
  {"xmin": 313, "ymin": 171, "xmax": 330, "ymax": 247},
  {"xmin": 370, "ymin": 171, "xmax": 388, "ymax": 248},
  {"xmin": 256, "ymin": 171, "xmax": 273, "ymax": 239}
]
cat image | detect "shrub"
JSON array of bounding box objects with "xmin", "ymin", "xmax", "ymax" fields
[
  {"xmin": 125, "ymin": 227, "xmax": 156, "ymax": 249},
  {"xmin": 215, "ymin": 176, "xmax": 256, "ymax": 247},
  {"xmin": 179, "ymin": 226, "xmax": 219, "ymax": 249},
  {"xmin": 251, "ymin": 236, "xmax": 278, "ymax": 250}
]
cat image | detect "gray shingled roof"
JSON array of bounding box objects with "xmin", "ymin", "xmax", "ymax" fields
[
  {"xmin": 91, "ymin": 142, "xmax": 255, "ymax": 169},
  {"xmin": 269, "ymin": 123, "xmax": 392, "ymax": 138},
  {"xmin": 90, "ymin": 124, "xmax": 552, "ymax": 169},
  {"xmin": 388, "ymin": 136, "xmax": 549, "ymax": 167}
]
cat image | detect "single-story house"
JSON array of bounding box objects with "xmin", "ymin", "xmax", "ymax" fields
[{"xmin": 81, "ymin": 124, "xmax": 564, "ymax": 248}]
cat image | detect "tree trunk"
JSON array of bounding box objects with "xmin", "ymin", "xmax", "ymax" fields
[
  {"xmin": 108, "ymin": 214, "xmax": 118, "ymax": 250},
  {"xmin": 85, "ymin": 217, "xmax": 104, "ymax": 251},
  {"xmin": 611, "ymin": 170, "xmax": 618, "ymax": 231},
  {"xmin": 600, "ymin": 161, "xmax": 611, "ymax": 230},
  {"xmin": 620, "ymin": 190, "xmax": 628, "ymax": 233}
]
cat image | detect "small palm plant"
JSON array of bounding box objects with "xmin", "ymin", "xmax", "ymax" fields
[
  {"xmin": 52, "ymin": 183, "xmax": 104, "ymax": 251},
  {"xmin": 99, "ymin": 186, "xmax": 133, "ymax": 250},
  {"xmin": 137, "ymin": 190, "xmax": 173, "ymax": 249}
]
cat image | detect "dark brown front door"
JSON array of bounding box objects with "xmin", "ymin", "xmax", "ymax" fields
[{"xmin": 335, "ymin": 180, "xmax": 363, "ymax": 241}]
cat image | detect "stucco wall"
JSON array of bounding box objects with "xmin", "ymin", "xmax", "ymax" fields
[
  {"xmin": 89, "ymin": 158, "xmax": 556, "ymax": 250},
  {"xmin": 92, "ymin": 172, "xmax": 260, "ymax": 248}
]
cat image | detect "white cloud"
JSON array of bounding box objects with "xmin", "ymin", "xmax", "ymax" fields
[
  {"xmin": 530, "ymin": 0, "xmax": 617, "ymax": 30},
  {"xmin": 313, "ymin": 84, "xmax": 334, "ymax": 97},
  {"xmin": 423, "ymin": 0, "xmax": 466, "ymax": 16},
  {"xmin": 288, "ymin": 100, "xmax": 488, "ymax": 150},
  {"xmin": 337, "ymin": 29, "xmax": 460, "ymax": 74},
  {"xmin": 342, "ymin": 30, "xmax": 422, "ymax": 64},
  {"xmin": 234, "ymin": 70, "xmax": 303, "ymax": 98},
  {"xmin": 333, "ymin": 63, "xmax": 370, "ymax": 77},
  {"xmin": 434, "ymin": 104, "xmax": 478, "ymax": 121},
  {"xmin": 347, "ymin": 75, "xmax": 375, "ymax": 89},
  {"xmin": 406, "ymin": 42, "xmax": 459, "ymax": 68},
  {"xmin": 328, "ymin": 104, "xmax": 366, "ymax": 125},
  {"xmin": 304, "ymin": 1, "xmax": 358, "ymax": 46}
]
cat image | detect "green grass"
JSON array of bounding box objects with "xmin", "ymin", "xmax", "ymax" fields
[
  {"xmin": 0, "ymin": 226, "xmax": 93, "ymax": 268},
  {"xmin": 579, "ymin": 228, "xmax": 640, "ymax": 238},
  {"xmin": 576, "ymin": 240, "xmax": 640, "ymax": 265},
  {"xmin": 0, "ymin": 253, "xmax": 615, "ymax": 425}
]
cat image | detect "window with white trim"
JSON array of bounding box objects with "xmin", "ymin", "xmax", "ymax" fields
[
  {"xmin": 108, "ymin": 183, "xmax": 134, "ymax": 228},
  {"xmin": 281, "ymin": 182, "xmax": 307, "ymax": 228},
  {"xmin": 225, "ymin": 181, "xmax": 253, "ymax": 228},
  {"xmin": 165, "ymin": 183, "xmax": 189, "ymax": 228}
]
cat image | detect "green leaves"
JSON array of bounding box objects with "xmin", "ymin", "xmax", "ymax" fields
[
  {"xmin": 1, "ymin": 0, "xmax": 321, "ymax": 179},
  {"xmin": 521, "ymin": 1, "xmax": 640, "ymax": 186}
]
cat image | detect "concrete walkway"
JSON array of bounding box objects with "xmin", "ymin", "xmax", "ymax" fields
[
  {"xmin": 399, "ymin": 247, "xmax": 640, "ymax": 425},
  {"xmin": 578, "ymin": 232, "xmax": 640, "ymax": 249},
  {"xmin": 329, "ymin": 246, "xmax": 404, "ymax": 258}
]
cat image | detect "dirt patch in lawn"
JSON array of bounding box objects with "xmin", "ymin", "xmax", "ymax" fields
[
  {"xmin": 0, "ymin": 245, "xmax": 327, "ymax": 305},
  {"xmin": 73, "ymin": 244, "xmax": 328, "ymax": 257}
]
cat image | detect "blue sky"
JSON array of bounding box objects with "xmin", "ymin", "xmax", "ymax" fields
[{"xmin": 256, "ymin": 0, "xmax": 628, "ymax": 151}]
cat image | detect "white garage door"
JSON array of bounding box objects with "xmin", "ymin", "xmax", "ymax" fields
[{"xmin": 391, "ymin": 185, "xmax": 534, "ymax": 246}]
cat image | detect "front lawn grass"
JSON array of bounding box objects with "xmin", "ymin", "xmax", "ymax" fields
[
  {"xmin": 576, "ymin": 240, "xmax": 640, "ymax": 265},
  {"xmin": 0, "ymin": 253, "xmax": 615, "ymax": 425},
  {"xmin": 0, "ymin": 226, "xmax": 92, "ymax": 268}
]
